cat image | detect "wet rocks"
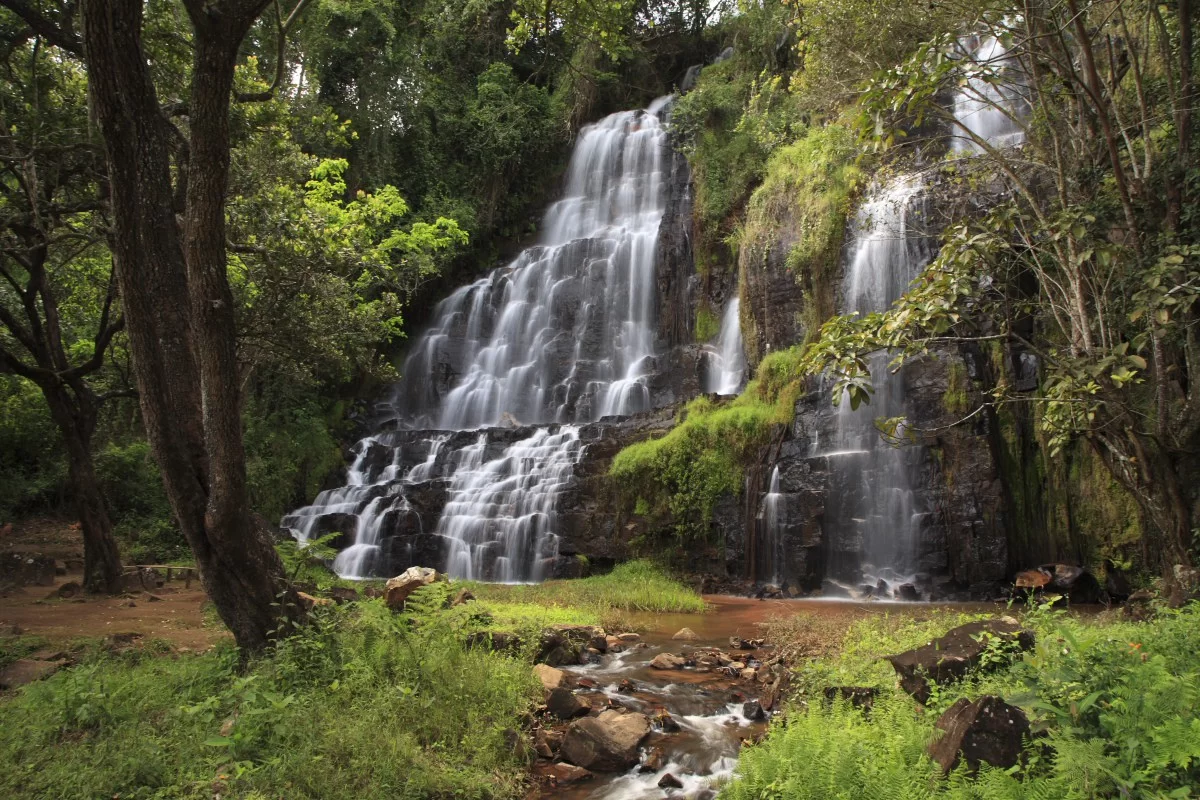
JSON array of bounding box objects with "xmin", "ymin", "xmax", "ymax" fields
[
  {"xmin": 672, "ymin": 627, "xmax": 699, "ymax": 640},
  {"xmin": 384, "ymin": 566, "xmax": 445, "ymax": 611},
  {"xmin": 546, "ymin": 687, "xmax": 590, "ymax": 720},
  {"xmin": 650, "ymin": 652, "xmax": 688, "ymax": 670},
  {"xmin": 886, "ymin": 619, "xmax": 1035, "ymax": 704},
  {"xmin": 561, "ymin": 709, "xmax": 652, "ymax": 771},
  {"xmin": 928, "ymin": 696, "xmax": 1030, "ymax": 773},
  {"xmin": 658, "ymin": 772, "xmax": 684, "ymax": 789},
  {"xmin": 534, "ymin": 761, "xmax": 593, "ymax": 786},
  {"xmin": 742, "ymin": 700, "xmax": 766, "ymax": 721}
]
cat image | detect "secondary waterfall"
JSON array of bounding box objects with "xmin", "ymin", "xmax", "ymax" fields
[
  {"xmin": 284, "ymin": 99, "xmax": 674, "ymax": 580},
  {"xmin": 821, "ymin": 176, "xmax": 933, "ymax": 597},
  {"xmin": 952, "ymin": 33, "xmax": 1025, "ymax": 153},
  {"xmin": 755, "ymin": 466, "xmax": 783, "ymax": 584},
  {"xmin": 705, "ymin": 295, "xmax": 747, "ymax": 395}
]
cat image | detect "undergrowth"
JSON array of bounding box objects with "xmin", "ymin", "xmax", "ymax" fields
[
  {"xmin": 725, "ymin": 602, "xmax": 1200, "ymax": 799},
  {"xmin": 0, "ymin": 596, "xmax": 543, "ymax": 800},
  {"xmin": 609, "ymin": 347, "xmax": 805, "ymax": 539}
]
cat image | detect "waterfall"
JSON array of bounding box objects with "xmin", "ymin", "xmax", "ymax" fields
[
  {"xmin": 705, "ymin": 295, "xmax": 747, "ymax": 395},
  {"xmin": 284, "ymin": 99, "xmax": 674, "ymax": 580},
  {"xmin": 755, "ymin": 466, "xmax": 783, "ymax": 584},
  {"xmin": 952, "ymin": 33, "xmax": 1025, "ymax": 153},
  {"xmin": 822, "ymin": 175, "xmax": 933, "ymax": 598}
]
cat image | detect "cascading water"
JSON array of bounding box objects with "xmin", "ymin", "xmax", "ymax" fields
[
  {"xmin": 952, "ymin": 33, "xmax": 1026, "ymax": 153},
  {"xmin": 755, "ymin": 466, "xmax": 783, "ymax": 584},
  {"xmin": 704, "ymin": 295, "xmax": 747, "ymax": 395},
  {"xmin": 284, "ymin": 99, "xmax": 675, "ymax": 580},
  {"xmin": 820, "ymin": 176, "xmax": 933, "ymax": 597}
]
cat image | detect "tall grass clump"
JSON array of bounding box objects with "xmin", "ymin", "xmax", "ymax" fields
[
  {"xmin": 0, "ymin": 598, "xmax": 541, "ymax": 800},
  {"xmin": 609, "ymin": 347, "xmax": 805, "ymax": 539},
  {"xmin": 724, "ymin": 602, "xmax": 1200, "ymax": 799}
]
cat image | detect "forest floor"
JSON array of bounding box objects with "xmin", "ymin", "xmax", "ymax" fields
[{"xmin": 0, "ymin": 518, "xmax": 224, "ymax": 651}]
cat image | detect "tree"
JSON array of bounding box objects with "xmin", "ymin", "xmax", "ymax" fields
[
  {"xmin": 69, "ymin": 0, "xmax": 308, "ymax": 652},
  {"xmin": 0, "ymin": 22, "xmax": 124, "ymax": 593},
  {"xmin": 806, "ymin": 1, "xmax": 1199, "ymax": 574}
]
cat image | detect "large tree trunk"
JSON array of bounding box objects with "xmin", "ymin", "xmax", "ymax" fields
[
  {"xmin": 41, "ymin": 385, "xmax": 123, "ymax": 593},
  {"xmin": 81, "ymin": 0, "xmax": 299, "ymax": 653}
]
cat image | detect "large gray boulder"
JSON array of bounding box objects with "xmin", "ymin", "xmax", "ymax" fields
[{"xmin": 561, "ymin": 710, "xmax": 652, "ymax": 771}]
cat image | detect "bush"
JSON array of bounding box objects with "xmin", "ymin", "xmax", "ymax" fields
[{"xmin": 0, "ymin": 376, "xmax": 65, "ymax": 519}]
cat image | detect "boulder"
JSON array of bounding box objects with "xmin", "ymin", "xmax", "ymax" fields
[
  {"xmin": 895, "ymin": 583, "xmax": 920, "ymax": 602},
  {"xmin": 885, "ymin": 619, "xmax": 1035, "ymax": 704},
  {"xmin": 537, "ymin": 625, "xmax": 605, "ymax": 666},
  {"xmin": 742, "ymin": 701, "xmax": 766, "ymax": 721},
  {"xmin": 297, "ymin": 591, "xmax": 333, "ymax": 609},
  {"xmin": 928, "ymin": 696, "xmax": 1030, "ymax": 773},
  {"xmin": 0, "ymin": 658, "xmax": 66, "ymax": 689},
  {"xmin": 561, "ymin": 710, "xmax": 652, "ymax": 772},
  {"xmin": 533, "ymin": 663, "xmax": 566, "ymax": 691},
  {"xmin": 547, "ymin": 687, "xmax": 590, "ymax": 720},
  {"xmin": 639, "ymin": 745, "xmax": 666, "ymax": 773},
  {"xmin": 672, "ymin": 627, "xmax": 699, "ymax": 641},
  {"xmin": 448, "ymin": 588, "xmax": 475, "ymax": 608},
  {"xmin": 616, "ymin": 632, "xmax": 640, "ymax": 642},
  {"xmin": 384, "ymin": 566, "xmax": 445, "ymax": 611},
  {"xmin": 51, "ymin": 581, "xmax": 82, "ymax": 599},
  {"xmin": 1014, "ymin": 563, "xmax": 1104, "ymax": 603},
  {"xmin": 650, "ymin": 652, "xmax": 688, "ymax": 670},
  {"xmin": 658, "ymin": 773, "xmax": 684, "ymax": 789}
]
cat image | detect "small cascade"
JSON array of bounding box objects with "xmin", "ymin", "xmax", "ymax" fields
[
  {"xmin": 820, "ymin": 175, "xmax": 933, "ymax": 598},
  {"xmin": 704, "ymin": 295, "xmax": 747, "ymax": 395},
  {"xmin": 440, "ymin": 427, "xmax": 583, "ymax": 582},
  {"xmin": 284, "ymin": 99, "xmax": 676, "ymax": 580},
  {"xmin": 952, "ymin": 33, "xmax": 1026, "ymax": 153},
  {"xmin": 754, "ymin": 467, "xmax": 783, "ymax": 584}
]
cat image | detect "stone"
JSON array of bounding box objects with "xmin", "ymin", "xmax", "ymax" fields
[
  {"xmin": 928, "ymin": 696, "xmax": 1030, "ymax": 773},
  {"xmin": 650, "ymin": 652, "xmax": 687, "ymax": 670},
  {"xmin": 654, "ymin": 710, "xmax": 681, "ymax": 732},
  {"xmin": 742, "ymin": 701, "xmax": 766, "ymax": 721},
  {"xmin": 0, "ymin": 658, "xmax": 66, "ymax": 689},
  {"xmin": 297, "ymin": 591, "xmax": 333, "ymax": 609},
  {"xmin": 384, "ymin": 566, "xmax": 444, "ymax": 611},
  {"xmin": 533, "ymin": 727, "xmax": 558, "ymax": 758},
  {"xmin": 672, "ymin": 627, "xmax": 699, "ymax": 640},
  {"xmin": 639, "ymin": 745, "xmax": 666, "ymax": 773},
  {"xmin": 561, "ymin": 710, "xmax": 652, "ymax": 771},
  {"xmin": 1015, "ymin": 563, "xmax": 1104, "ymax": 603},
  {"xmin": 617, "ymin": 678, "xmax": 637, "ymax": 693},
  {"xmin": 535, "ymin": 762, "xmax": 593, "ymax": 786},
  {"xmin": 328, "ymin": 586, "xmax": 359, "ymax": 604},
  {"xmin": 896, "ymin": 583, "xmax": 920, "ymax": 601},
  {"xmin": 616, "ymin": 632, "xmax": 640, "ymax": 642},
  {"xmin": 741, "ymin": 667, "xmax": 757, "ymax": 682},
  {"xmin": 51, "ymin": 581, "xmax": 81, "ymax": 599},
  {"xmin": 886, "ymin": 619, "xmax": 1035, "ymax": 704},
  {"xmin": 588, "ymin": 634, "xmax": 608, "ymax": 652},
  {"xmin": 533, "ymin": 663, "xmax": 566, "ymax": 691},
  {"xmin": 605, "ymin": 635, "xmax": 620, "ymax": 648},
  {"xmin": 547, "ymin": 687, "xmax": 590, "ymax": 720},
  {"xmin": 658, "ymin": 773, "xmax": 684, "ymax": 789}
]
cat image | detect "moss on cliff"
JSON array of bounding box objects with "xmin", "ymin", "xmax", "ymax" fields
[{"xmin": 609, "ymin": 347, "xmax": 806, "ymax": 541}]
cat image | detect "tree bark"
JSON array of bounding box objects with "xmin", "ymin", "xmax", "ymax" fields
[{"xmin": 81, "ymin": 0, "xmax": 299, "ymax": 653}]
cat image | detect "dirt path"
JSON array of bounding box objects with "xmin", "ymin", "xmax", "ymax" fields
[{"xmin": 1, "ymin": 519, "xmax": 226, "ymax": 651}]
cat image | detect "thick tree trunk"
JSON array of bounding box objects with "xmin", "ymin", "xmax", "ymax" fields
[
  {"xmin": 41, "ymin": 386, "xmax": 123, "ymax": 593},
  {"xmin": 82, "ymin": 0, "xmax": 299, "ymax": 653}
]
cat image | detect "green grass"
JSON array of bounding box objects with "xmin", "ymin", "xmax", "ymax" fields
[
  {"xmin": 466, "ymin": 560, "xmax": 708, "ymax": 617},
  {"xmin": 0, "ymin": 598, "xmax": 541, "ymax": 800},
  {"xmin": 723, "ymin": 602, "xmax": 1200, "ymax": 799}
]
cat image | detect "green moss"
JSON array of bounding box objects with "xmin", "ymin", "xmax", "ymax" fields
[
  {"xmin": 943, "ymin": 360, "xmax": 970, "ymax": 414},
  {"xmin": 695, "ymin": 303, "xmax": 720, "ymax": 342},
  {"xmin": 609, "ymin": 347, "xmax": 805, "ymax": 540}
]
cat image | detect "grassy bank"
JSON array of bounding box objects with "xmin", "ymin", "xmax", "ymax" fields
[
  {"xmin": 722, "ymin": 601, "xmax": 1200, "ymax": 799},
  {"xmin": 466, "ymin": 559, "xmax": 709, "ymax": 619}
]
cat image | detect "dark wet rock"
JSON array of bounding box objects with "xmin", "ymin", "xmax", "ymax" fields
[
  {"xmin": 928, "ymin": 696, "xmax": 1030, "ymax": 773},
  {"xmin": 561, "ymin": 710, "xmax": 652, "ymax": 771},
  {"xmin": 886, "ymin": 619, "xmax": 1035, "ymax": 704},
  {"xmin": 742, "ymin": 701, "xmax": 766, "ymax": 721},
  {"xmin": 639, "ymin": 745, "xmax": 666, "ymax": 773},
  {"xmin": 823, "ymin": 686, "xmax": 879, "ymax": 710},
  {"xmin": 654, "ymin": 710, "xmax": 681, "ymax": 732},
  {"xmin": 547, "ymin": 687, "xmax": 590, "ymax": 720},
  {"xmin": 1102, "ymin": 559, "xmax": 1132, "ymax": 603},
  {"xmin": 617, "ymin": 679, "xmax": 637, "ymax": 694},
  {"xmin": 658, "ymin": 772, "xmax": 685, "ymax": 789},
  {"xmin": 896, "ymin": 583, "xmax": 920, "ymax": 601}
]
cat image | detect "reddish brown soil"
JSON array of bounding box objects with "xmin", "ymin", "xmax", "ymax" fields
[{"xmin": 0, "ymin": 518, "xmax": 226, "ymax": 651}]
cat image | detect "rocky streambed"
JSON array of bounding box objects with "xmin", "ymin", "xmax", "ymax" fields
[{"xmin": 526, "ymin": 598, "xmax": 796, "ymax": 799}]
